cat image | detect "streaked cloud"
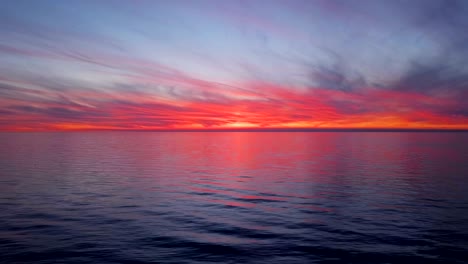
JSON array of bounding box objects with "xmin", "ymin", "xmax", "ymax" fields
[{"xmin": 1, "ymin": 0, "xmax": 467, "ymax": 130}]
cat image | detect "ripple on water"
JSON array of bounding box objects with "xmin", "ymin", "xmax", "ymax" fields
[{"xmin": 1, "ymin": 132, "xmax": 468, "ymax": 263}]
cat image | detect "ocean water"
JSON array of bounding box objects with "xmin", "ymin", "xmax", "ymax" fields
[{"xmin": 0, "ymin": 132, "xmax": 467, "ymax": 263}]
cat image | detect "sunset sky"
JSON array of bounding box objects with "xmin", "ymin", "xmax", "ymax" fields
[{"xmin": 1, "ymin": 0, "xmax": 468, "ymax": 131}]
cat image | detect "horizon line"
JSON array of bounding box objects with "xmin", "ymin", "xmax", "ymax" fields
[{"xmin": 2, "ymin": 128, "xmax": 468, "ymax": 133}]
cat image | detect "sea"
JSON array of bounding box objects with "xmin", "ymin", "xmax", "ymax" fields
[{"xmin": 0, "ymin": 132, "xmax": 467, "ymax": 263}]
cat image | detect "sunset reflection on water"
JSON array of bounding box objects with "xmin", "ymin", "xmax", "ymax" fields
[{"xmin": 0, "ymin": 132, "xmax": 467, "ymax": 263}]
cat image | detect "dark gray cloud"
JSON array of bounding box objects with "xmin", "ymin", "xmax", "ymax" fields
[{"xmin": 392, "ymin": 62, "xmax": 468, "ymax": 93}]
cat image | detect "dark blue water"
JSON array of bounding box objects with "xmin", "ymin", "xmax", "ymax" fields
[{"xmin": 0, "ymin": 132, "xmax": 467, "ymax": 263}]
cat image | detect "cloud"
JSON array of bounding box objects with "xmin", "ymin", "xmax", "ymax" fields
[{"xmin": 1, "ymin": 0, "xmax": 468, "ymax": 130}]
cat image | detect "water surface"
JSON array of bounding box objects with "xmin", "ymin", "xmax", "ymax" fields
[{"xmin": 0, "ymin": 132, "xmax": 467, "ymax": 263}]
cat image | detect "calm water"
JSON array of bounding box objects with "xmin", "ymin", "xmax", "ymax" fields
[{"xmin": 0, "ymin": 132, "xmax": 467, "ymax": 263}]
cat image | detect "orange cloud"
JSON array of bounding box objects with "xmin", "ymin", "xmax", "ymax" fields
[{"xmin": 1, "ymin": 78, "xmax": 467, "ymax": 131}]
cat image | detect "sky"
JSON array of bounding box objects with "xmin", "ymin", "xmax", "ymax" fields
[{"xmin": 1, "ymin": 0, "xmax": 468, "ymax": 131}]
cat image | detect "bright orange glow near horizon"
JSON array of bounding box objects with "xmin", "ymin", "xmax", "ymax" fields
[{"xmin": 2, "ymin": 83, "xmax": 467, "ymax": 132}]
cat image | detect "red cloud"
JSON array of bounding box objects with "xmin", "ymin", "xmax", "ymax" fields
[{"xmin": 1, "ymin": 73, "xmax": 467, "ymax": 131}]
